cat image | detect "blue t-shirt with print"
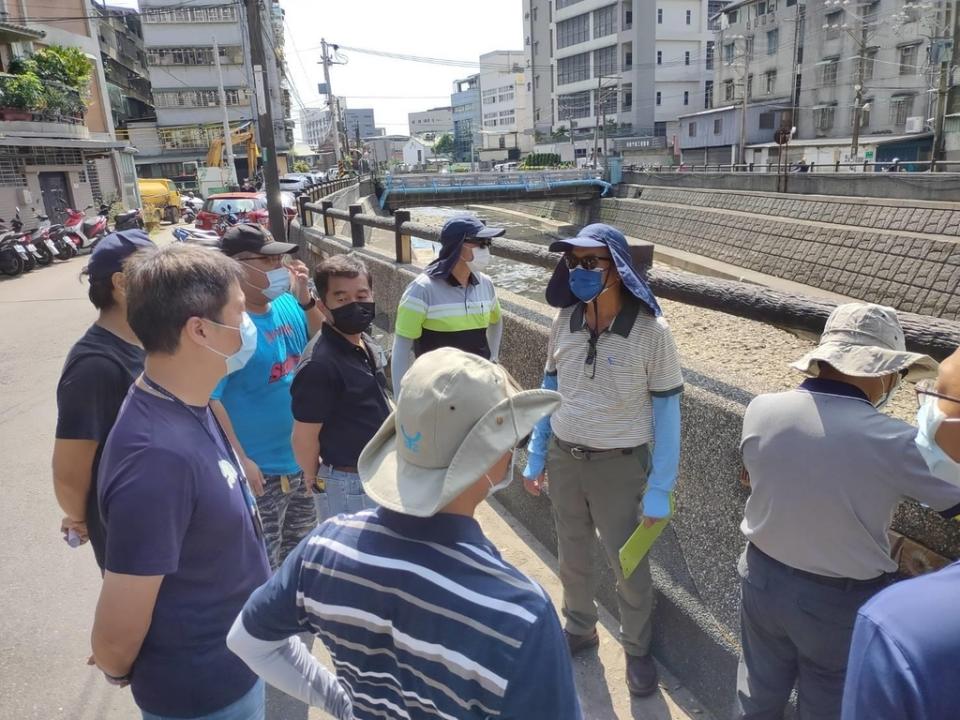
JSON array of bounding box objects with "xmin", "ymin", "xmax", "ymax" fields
[
  {"xmin": 98, "ymin": 382, "xmax": 271, "ymax": 717},
  {"xmin": 212, "ymin": 293, "xmax": 309, "ymax": 475}
]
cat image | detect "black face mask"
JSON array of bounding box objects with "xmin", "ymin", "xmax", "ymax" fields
[{"xmin": 330, "ymin": 301, "xmax": 375, "ymax": 335}]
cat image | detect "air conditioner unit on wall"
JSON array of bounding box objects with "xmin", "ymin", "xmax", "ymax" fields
[{"xmin": 905, "ymin": 116, "xmax": 924, "ymax": 133}]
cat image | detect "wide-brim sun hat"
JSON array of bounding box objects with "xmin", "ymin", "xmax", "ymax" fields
[
  {"xmin": 359, "ymin": 347, "xmax": 560, "ymax": 517},
  {"xmin": 791, "ymin": 302, "xmax": 938, "ymax": 381}
]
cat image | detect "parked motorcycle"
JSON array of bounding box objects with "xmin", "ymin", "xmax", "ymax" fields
[
  {"xmin": 173, "ymin": 226, "xmax": 220, "ymax": 247},
  {"xmin": 0, "ymin": 218, "xmax": 27, "ymax": 277},
  {"xmin": 114, "ymin": 207, "xmax": 144, "ymax": 231},
  {"xmin": 61, "ymin": 204, "xmax": 108, "ymax": 253},
  {"xmin": 10, "ymin": 210, "xmax": 43, "ymax": 270}
]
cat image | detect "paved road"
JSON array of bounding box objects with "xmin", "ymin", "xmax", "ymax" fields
[{"xmin": 0, "ymin": 226, "xmax": 708, "ymax": 720}]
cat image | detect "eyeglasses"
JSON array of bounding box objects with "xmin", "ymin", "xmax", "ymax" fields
[
  {"xmin": 464, "ymin": 238, "xmax": 493, "ymax": 248},
  {"xmin": 564, "ymin": 254, "xmax": 612, "ymax": 271},
  {"xmin": 916, "ymin": 379, "xmax": 960, "ymax": 409}
]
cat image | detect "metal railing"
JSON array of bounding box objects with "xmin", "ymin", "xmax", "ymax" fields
[
  {"xmin": 297, "ymin": 193, "xmax": 960, "ymax": 361},
  {"xmin": 625, "ymin": 160, "xmax": 960, "ymax": 174}
]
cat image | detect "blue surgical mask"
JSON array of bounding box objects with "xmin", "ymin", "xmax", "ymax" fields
[
  {"xmin": 244, "ymin": 262, "xmax": 290, "ymax": 301},
  {"xmin": 916, "ymin": 395, "xmax": 960, "ymax": 486},
  {"xmin": 569, "ymin": 267, "xmax": 606, "ymax": 303},
  {"xmin": 205, "ymin": 313, "xmax": 258, "ymax": 375}
]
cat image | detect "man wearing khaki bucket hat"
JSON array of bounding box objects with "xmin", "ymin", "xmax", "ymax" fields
[
  {"xmin": 228, "ymin": 348, "xmax": 583, "ymax": 719},
  {"xmin": 735, "ymin": 303, "xmax": 960, "ymax": 720}
]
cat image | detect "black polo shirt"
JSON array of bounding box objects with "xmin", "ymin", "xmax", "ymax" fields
[{"xmin": 290, "ymin": 323, "xmax": 390, "ymax": 469}]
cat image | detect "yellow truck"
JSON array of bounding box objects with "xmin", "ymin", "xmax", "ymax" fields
[{"xmin": 137, "ymin": 178, "xmax": 182, "ymax": 225}]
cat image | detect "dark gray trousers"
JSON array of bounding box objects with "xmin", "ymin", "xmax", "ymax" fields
[{"xmin": 735, "ymin": 544, "xmax": 890, "ymax": 720}]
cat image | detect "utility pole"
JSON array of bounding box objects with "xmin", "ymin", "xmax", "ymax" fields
[
  {"xmin": 933, "ymin": 60, "xmax": 949, "ymax": 165},
  {"xmin": 851, "ymin": 21, "xmax": 868, "ymax": 160},
  {"xmin": 320, "ymin": 39, "xmax": 342, "ymax": 164},
  {"xmin": 593, "ymin": 75, "xmax": 602, "ymax": 167},
  {"xmin": 245, "ymin": 0, "xmax": 285, "ymax": 241},
  {"xmin": 737, "ymin": 38, "xmax": 750, "ymax": 168},
  {"xmin": 212, "ymin": 36, "xmax": 238, "ymax": 188},
  {"xmin": 950, "ymin": 0, "xmax": 960, "ymax": 115}
]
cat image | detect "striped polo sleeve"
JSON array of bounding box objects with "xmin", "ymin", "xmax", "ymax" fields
[
  {"xmin": 646, "ymin": 316, "xmax": 684, "ymax": 395},
  {"xmin": 394, "ymin": 279, "xmax": 429, "ymax": 340}
]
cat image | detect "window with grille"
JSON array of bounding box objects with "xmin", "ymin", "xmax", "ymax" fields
[
  {"xmin": 153, "ymin": 88, "xmax": 251, "ymax": 108},
  {"xmin": 813, "ymin": 105, "xmax": 835, "ymax": 131},
  {"xmin": 623, "ymin": 83, "xmax": 633, "ymax": 109},
  {"xmin": 889, "ymin": 94, "xmax": 914, "ymax": 125},
  {"xmin": 825, "ymin": 11, "xmax": 842, "ymax": 39},
  {"xmin": 557, "ymin": 13, "xmax": 590, "ymax": 48},
  {"xmin": 764, "ymin": 70, "xmax": 777, "ymax": 93},
  {"xmin": 821, "ymin": 57, "xmax": 839, "ymax": 86},
  {"xmin": 706, "ymin": 41, "xmax": 715, "ymax": 70},
  {"xmin": 864, "ymin": 47, "xmax": 877, "ymax": 80},
  {"xmin": 758, "ymin": 111, "xmax": 775, "ymax": 129},
  {"xmin": 705, "ymin": 80, "xmax": 714, "ymax": 107},
  {"xmin": 899, "ymin": 44, "xmax": 919, "ymax": 75},
  {"xmin": 142, "ymin": 6, "xmax": 238, "ymax": 23},
  {"xmin": 593, "ymin": 5, "xmax": 617, "ymax": 37},
  {"xmin": 558, "ymin": 52, "xmax": 590, "ymax": 84},
  {"xmin": 767, "ymin": 29, "xmax": 779, "ymax": 54},
  {"xmin": 714, "ymin": 117, "xmax": 722, "ymax": 133},
  {"xmin": 146, "ymin": 46, "xmax": 243, "ymax": 66},
  {"xmin": 658, "ymin": 8, "xmax": 663, "ymax": 23},
  {"xmin": 558, "ymin": 91, "xmax": 591, "ymax": 119},
  {"xmin": 724, "ymin": 79, "xmax": 735, "ymax": 101},
  {"xmin": 594, "ymin": 46, "xmax": 617, "ymax": 76},
  {"xmin": 85, "ymin": 160, "xmax": 103, "ymax": 205},
  {"xmin": 724, "ymin": 43, "xmax": 735, "ymax": 63},
  {"xmin": 0, "ymin": 156, "xmax": 26, "ymax": 187},
  {"xmin": 595, "ymin": 87, "xmax": 617, "ymax": 115}
]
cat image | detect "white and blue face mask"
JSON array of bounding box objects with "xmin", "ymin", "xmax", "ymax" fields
[
  {"xmin": 205, "ymin": 313, "xmax": 258, "ymax": 375},
  {"xmin": 243, "ymin": 261, "xmax": 290, "ymax": 301},
  {"xmin": 916, "ymin": 394, "xmax": 960, "ymax": 487}
]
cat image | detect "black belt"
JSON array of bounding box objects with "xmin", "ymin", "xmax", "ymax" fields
[
  {"xmin": 748, "ymin": 544, "xmax": 896, "ymax": 591},
  {"xmin": 554, "ymin": 437, "xmax": 636, "ymax": 461}
]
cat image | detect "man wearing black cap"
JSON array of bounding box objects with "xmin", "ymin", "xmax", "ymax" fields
[
  {"xmin": 390, "ymin": 215, "xmax": 505, "ymax": 395},
  {"xmin": 211, "ymin": 223, "xmax": 324, "ymax": 568},
  {"xmin": 53, "ymin": 230, "xmax": 155, "ymax": 570},
  {"xmin": 522, "ymin": 223, "xmax": 684, "ymax": 698}
]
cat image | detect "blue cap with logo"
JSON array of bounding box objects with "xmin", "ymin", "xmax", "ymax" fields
[{"xmin": 85, "ymin": 229, "xmax": 155, "ymax": 280}]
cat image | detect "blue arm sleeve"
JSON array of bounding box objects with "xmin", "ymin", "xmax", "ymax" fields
[
  {"xmin": 522, "ymin": 372, "xmax": 557, "ymax": 479},
  {"xmin": 642, "ymin": 393, "xmax": 681, "ymax": 519}
]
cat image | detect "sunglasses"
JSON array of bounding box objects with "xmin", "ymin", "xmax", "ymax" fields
[
  {"xmin": 564, "ymin": 254, "xmax": 612, "ymax": 271},
  {"xmin": 464, "ymin": 238, "xmax": 493, "ymax": 248},
  {"xmin": 916, "ymin": 379, "xmax": 960, "ymax": 409}
]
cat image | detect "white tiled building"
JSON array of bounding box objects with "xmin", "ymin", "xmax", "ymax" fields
[{"xmin": 478, "ymin": 50, "xmax": 535, "ymax": 161}]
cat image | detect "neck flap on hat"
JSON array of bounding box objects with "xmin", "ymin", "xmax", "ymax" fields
[{"xmin": 545, "ymin": 231, "xmax": 661, "ymax": 317}]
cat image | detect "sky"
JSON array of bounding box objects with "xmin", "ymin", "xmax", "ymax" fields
[{"xmin": 114, "ymin": 0, "xmax": 524, "ymax": 140}]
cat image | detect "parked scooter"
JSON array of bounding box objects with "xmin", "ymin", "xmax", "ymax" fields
[
  {"xmin": 61, "ymin": 204, "xmax": 109, "ymax": 253},
  {"xmin": 113, "ymin": 206, "xmax": 144, "ymax": 231},
  {"xmin": 29, "ymin": 210, "xmax": 69, "ymax": 264},
  {"xmin": 173, "ymin": 226, "xmax": 220, "ymax": 247},
  {"xmin": 10, "ymin": 209, "xmax": 44, "ymax": 270},
  {"xmin": 0, "ymin": 217, "xmax": 28, "ymax": 277},
  {"xmin": 180, "ymin": 192, "xmax": 202, "ymax": 224}
]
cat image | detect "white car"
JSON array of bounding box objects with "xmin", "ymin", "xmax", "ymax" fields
[{"xmin": 278, "ymin": 174, "xmax": 311, "ymax": 194}]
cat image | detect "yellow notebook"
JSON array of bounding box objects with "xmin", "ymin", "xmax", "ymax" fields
[{"xmin": 619, "ymin": 495, "xmax": 675, "ymax": 579}]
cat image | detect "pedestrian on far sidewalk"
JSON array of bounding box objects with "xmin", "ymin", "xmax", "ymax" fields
[
  {"xmin": 212, "ymin": 223, "xmax": 323, "ymax": 569},
  {"xmin": 842, "ymin": 346, "xmax": 960, "ymax": 720},
  {"xmin": 290, "ymin": 254, "xmax": 389, "ymax": 520},
  {"xmin": 736, "ymin": 304, "xmax": 960, "ymax": 720},
  {"xmin": 522, "ymin": 223, "xmax": 684, "ymax": 698},
  {"xmin": 229, "ymin": 347, "xmax": 581, "ymax": 720},
  {"xmin": 91, "ymin": 244, "xmax": 271, "ymax": 719},
  {"xmin": 391, "ymin": 215, "xmax": 505, "ymax": 395},
  {"xmin": 53, "ymin": 230, "xmax": 154, "ymax": 569}
]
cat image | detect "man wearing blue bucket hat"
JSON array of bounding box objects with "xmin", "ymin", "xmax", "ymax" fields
[
  {"xmin": 391, "ymin": 215, "xmax": 505, "ymax": 395},
  {"xmin": 522, "ymin": 223, "xmax": 684, "ymax": 697}
]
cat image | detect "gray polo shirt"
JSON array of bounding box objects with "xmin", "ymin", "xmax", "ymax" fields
[{"xmin": 741, "ymin": 378, "xmax": 960, "ymax": 580}]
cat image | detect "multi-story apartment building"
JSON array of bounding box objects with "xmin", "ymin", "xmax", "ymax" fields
[
  {"xmin": 522, "ymin": 0, "xmax": 555, "ymax": 136},
  {"xmin": 300, "ymin": 107, "xmax": 331, "ymax": 148},
  {"xmin": 532, "ymin": 0, "xmax": 716, "ymax": 143},
  {"xmin": 95, "ymin": 3, "xmax": 154, "ymax": 128},
  {"xmin": 798, "ymin": 0, "xmax": 947, "ymax": 147},
  {"xmin": 478, "ymin": 50, "xmax": 535, "ymax": 162},
  {"xmin": 134, "ymin": 0, "xmax": 290, "ymax": 182},
  {"xmin": 408, "ymin": 106, "xmax": 454, "ymax": 136},
  {"xmin": 344, "ymin": 108, "xmax": 376, "ymax": 142},
  {"xmin": 0, "ymin": 0, "xmax": 138, "ymax": 223},
  {"xmin": 451, "ymin": 74, "xmax": 481, "ymax": 162}
]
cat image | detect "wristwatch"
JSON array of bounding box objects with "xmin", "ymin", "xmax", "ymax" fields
[{"xmin": 299, "ymin": 296, "xmax": 316, "ymax": 311}]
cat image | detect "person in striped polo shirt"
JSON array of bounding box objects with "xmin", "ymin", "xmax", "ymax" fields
[
  {"xmin": 391, "ymin": 215, "xmax": 505, "ymax": 395},
  {"xmin": 522, "ymin": 223, "xmax": 684, "ymax": 698},
  {"xmin": 228, "ymin": 347, "xmax": 582, "ymax": 719}
]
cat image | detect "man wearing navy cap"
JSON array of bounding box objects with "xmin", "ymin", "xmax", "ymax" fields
[
  {"xmin": 390, "ymin": 215, "xmax": 505, "ymax": 395},
  {"xmin": 53, "ymin": 230, "xmax": 155, "ymax": 569},
  {"xmin": 522, "ymin": 223, "xmax": 684, "ymax": 697}
]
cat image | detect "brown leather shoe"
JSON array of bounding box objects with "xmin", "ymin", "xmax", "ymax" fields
[
  {"xmin": 626, "ymin": 653, "xmax": 659, "ymax": 697},
  {"xmin": 564, "ymin": 628, "xmax": 599, "ymax": 656}
]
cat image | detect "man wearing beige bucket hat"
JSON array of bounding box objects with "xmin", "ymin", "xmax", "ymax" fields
[
  {"xmin": 736, "ymin": 303, "xmax": 960, "ymax": 720},
  {"xmin": 228, "ymin": 348, "xmax": 583, "ymax": 719}
]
